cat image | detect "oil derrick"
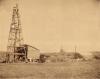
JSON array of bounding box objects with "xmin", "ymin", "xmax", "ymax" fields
[{"xmin": 6, "ymin": 4, "xmax": 26, "ymax": 63}]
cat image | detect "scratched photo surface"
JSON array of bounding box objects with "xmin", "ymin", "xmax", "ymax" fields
[{"xmin": 0, "ymin": 0, "xmax": 100, "ymax": 79}]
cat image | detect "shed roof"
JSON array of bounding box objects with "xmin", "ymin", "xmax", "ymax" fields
[{"xmin": 23, "ymin": 44, "xmax": 40, "ymax": 50}]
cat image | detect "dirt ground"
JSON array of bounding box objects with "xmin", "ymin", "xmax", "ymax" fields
[{"xmin": 0, "ymin": 60, "xmax": 100, "ymax": 79}]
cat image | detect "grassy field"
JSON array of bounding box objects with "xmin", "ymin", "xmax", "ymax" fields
[{"xmin": 0, "ymin": 60, "xmax": 100, "ymax": 79}]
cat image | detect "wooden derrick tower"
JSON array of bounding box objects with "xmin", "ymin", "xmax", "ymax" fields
[{"xmin": 6, "ymin": 4, "xmax": 26, "ymax": 63}]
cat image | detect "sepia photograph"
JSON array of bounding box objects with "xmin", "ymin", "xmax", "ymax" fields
[{"xmin": 0, "ymin": 0, "xmax": 100, "ymax": 79}]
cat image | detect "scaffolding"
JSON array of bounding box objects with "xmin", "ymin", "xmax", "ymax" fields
[{"xmin": 6, "ymin": 4, "xmax": 26, "ymax": 63}]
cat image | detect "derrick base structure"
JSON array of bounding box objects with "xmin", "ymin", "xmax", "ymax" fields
[
  {"xmin": 6, "ymin": 46, "xmax": 27, "ymax": 63},
  {"xmin": 6, "ymin": 45, "xmax": 40, "ymax": 63}
]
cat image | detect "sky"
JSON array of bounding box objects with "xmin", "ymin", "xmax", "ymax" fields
[{"xmin": 0, "ymin": 0, "xmax": 100, "ymax": 54}]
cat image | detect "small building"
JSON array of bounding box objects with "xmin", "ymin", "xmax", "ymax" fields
[{"xmin": 23, "ymin": 44, "xmax": 40, "ymax": 62}]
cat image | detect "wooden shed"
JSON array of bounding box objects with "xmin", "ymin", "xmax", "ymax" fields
[{"xmin": 23, "ymin": 44, "xmax": 40, "ymax": 62}]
